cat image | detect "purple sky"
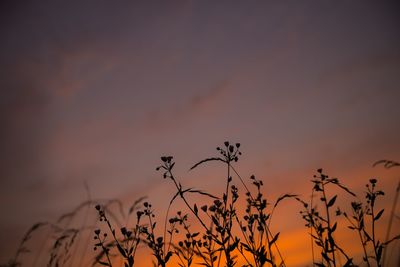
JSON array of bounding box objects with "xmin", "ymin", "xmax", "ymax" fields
[{"xmin": 1, "ymin": 1, "xmax": 400, "ymax": 265}]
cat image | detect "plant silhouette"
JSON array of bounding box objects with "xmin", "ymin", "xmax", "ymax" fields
[{"xmin": 1, "ymin": 144, "xmax": 399, "ymax": 267}]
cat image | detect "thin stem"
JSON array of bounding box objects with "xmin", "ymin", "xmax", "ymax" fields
[
  {"xmin": 371, "ymin": 203, "xmax": 380, "ymax": 267},
  {"xmin": 310, "ymin": 188, "xmax": 316, "ymax": 266},
  {"xmin": 163, "ymin": 202, "xmax": 172, "ymax": 258},
  {"xmin": 321, "ymin": 181, "xmax": 336, "ymax": 267},
  {"xmin": 382, "ymin": 180, "xmax": 400, "ymax": 266},
  {"xmin": 357, "ymin": 226, "xmax": 370, "ymax": 267},
  {"xmin": 168, "ymin": 172, "xmax": 209, "ymax": 231}
]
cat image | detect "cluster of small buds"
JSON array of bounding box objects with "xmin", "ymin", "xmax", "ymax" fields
[
  {"xmin": 167, "ymin": 213, "xmax": 185, "ymax": 235},
  {"xmin": 216, "ymin": 141, "xmax": 241, "ymax": 163},
  {"xmin": 169, "ymin": 211, "xmax": 187, "ymax": 225},
  {"xmin": 140, "ymin": 226, "xmax": 148, "ymax": 235},
  {"xmin": 366, "ymin": 178, "xmax": 384, "ymax": 207},
  {"xmin": 245, "ymin": 175, "xmax": 267, "ymax": 212},
  {"xmin": 351, "ymin": 202, "xmax": 362, "ymax": 213},
  {"xmin": 140, "ymin": 203, "xmax": 175, "ymax": 266},
  {"xmin": 241, "ymin": 175, "xmax": 270, "ymax": 242},
  {"xmin": 300, "ymin": 207, "xmax": 322, "ymax": 228},
  {"xmin": 312, "ymin": 169, "xmax": 349, "ymax": 198},
  {"xmin": 161, "ymin": 156, "xmax": 173, "ymax": 164},
  {"xmin": 178, "ymin": 238, "xmax": 203, "ymax": 249},
  {"xmin": 142, "ymin": 202, "xmax": 155, "ymax": 217},
  {"xmin": 312, "ymin": 169, "xmax": 328, "ymax": 191},
  {"xmin": 250, "ymin": 175, "xmax": 263, "ymax": 190},
  {"xmin": 207, "ymin": 199, "xmax": 223, "ymax": 213},
  {"xmin": 120, "ymin": 227, "xmax": 133, "ymax": 239},
  {"xmin": 168, "ymin": 217, "xmax": 179, "ymax": 224},
  {"xmin": 243, "ymin": 213, "xmax": 267, "ymax": 232},
  {"xmin": 204, "ymin": 230, "xmax": 213, "ymax": 240},
  {"xmin": 315, "ymin": 168, "xmax": 331, "ymax": 181},
  {"xmin": 247, "ymin": 196, "xmax": 267, "ymax": 211},
  {"xmin": 199, "ymin": 232, "xmax": 214, "ymax": 249},
  {"xmin": 156, "ymin": 156, "xmax": 175, "ymax": 179},
  {"xmin": 95, "ymin": 204, "xmax": 106, "ymax": 221},
  {"xmin": 93, "ymin": 228, "xmax": 108, "ymax": 251},
  {"xmin": 172, "ymin": 211, "xmax": 205, "ymax": 265}
]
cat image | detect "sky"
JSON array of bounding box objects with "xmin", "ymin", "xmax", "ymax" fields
[{"xmin": 1, "ymin": 1, "xmax": 400, "ymax": 266}]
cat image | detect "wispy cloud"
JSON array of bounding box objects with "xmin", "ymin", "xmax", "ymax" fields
[{"xmin": 141, "ymin": 80, "xmax": 230, "ymax": 133}]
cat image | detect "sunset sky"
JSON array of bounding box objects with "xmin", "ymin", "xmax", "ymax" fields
[{"xmin": 1, "ymin": 1, "xmax": 400, "ymax": 266}]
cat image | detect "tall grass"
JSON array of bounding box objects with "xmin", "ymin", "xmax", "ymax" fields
[{"xmin": 1, "ymin": 143, "xmax": 399, "ymax": 267}]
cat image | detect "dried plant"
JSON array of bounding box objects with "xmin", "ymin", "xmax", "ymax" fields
[
  {"xmin": 2, "ymin": 143, "xmax": 399, "ymax": 267},
  {"xmin": 93, "ymin": 203, "xmax": 143, "ymax": 267}
]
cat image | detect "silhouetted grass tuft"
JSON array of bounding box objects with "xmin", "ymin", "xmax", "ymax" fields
[
  {"xmin": 88, "ymin": 143, "xmax": 399, "ymax": 266},
  {"xmin": 2, "ymin": 144, "xmax": 399, "ymax": 267}
]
